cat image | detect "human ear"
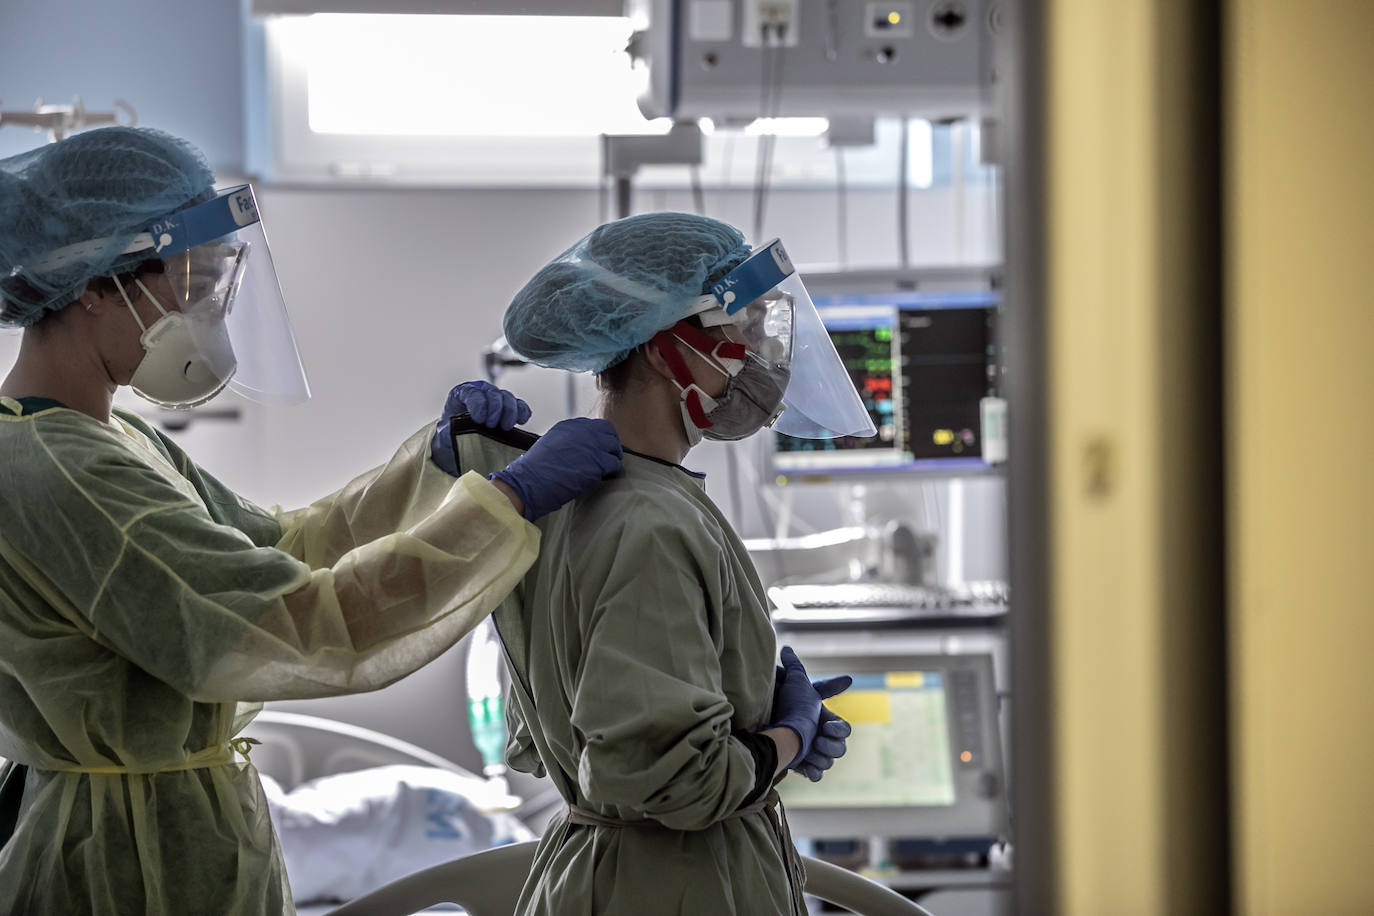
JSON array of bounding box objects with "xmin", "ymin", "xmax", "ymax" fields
[
  {"xmin": 642, "ymin": 338, "xmax": 684, "ymax": 383},
  {"xmin": 76, "ymin": 282, "xmax": 111, "ymax": 315}
]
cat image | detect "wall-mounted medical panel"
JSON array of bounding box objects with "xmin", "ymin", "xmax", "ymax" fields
[{"xmin": 631, "ymin": 0, "xmax": 997, "ymax": 121}]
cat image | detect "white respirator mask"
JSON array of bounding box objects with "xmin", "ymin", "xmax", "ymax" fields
[{"xmin": 112, "ymin": 274, "xmax": 237, "ymax": 409}]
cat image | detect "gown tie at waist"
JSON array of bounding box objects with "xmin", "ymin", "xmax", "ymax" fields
[
  {"xmin": 38, "ymin": 737, "xmax": 261, "ymax": 776},
  {"xmin": 565, "ymin": 787, "xmax": 808, "ymax": 915}
]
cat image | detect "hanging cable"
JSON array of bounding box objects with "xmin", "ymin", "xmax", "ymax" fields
[
  {"xmin": 731, "ymin": 435, "xmax": 819, "ymax": 540},
  {"xmin": 690, "ymin": 165, "xmax": 706, "ymax": 216},
  {"xmin": 898, "ymin": 117, "xmax": 911, "ymax": 269},
  {"xmin": 752, "ymin": 45, "xmax": 770, "ymax": 239},
  {"xmin": 952, "ymin": 119, "xmax": 967, "ymax": 262},
  {"xmin": 752, "ymin": 23, "xmax": 786, "ymax": 242},
  {"xmin": 923, "ymin": 480, "xmax": 943, "ymax": 533},
  {"xmin": 718, "ymin": 131, "xmax": 737, "ymax": 227},
  {"xmin": 725, "ymin": 446, "xmax": 747, "ymax": 532},
  {"xmin": 835, "ymin": 147, "xmax": 849, "ymax": 268},
  {"xmin": 988, "ymin": 151, "xmax": 1005, "ymax": 274},
  {"xmin": 752, "ymin": 45, "xmax": 775, "ymax": 240}
]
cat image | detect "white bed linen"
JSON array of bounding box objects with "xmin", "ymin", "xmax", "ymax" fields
[{"xmin": 263, "ymin": 765, "xmax": 533, "ymax": 907}]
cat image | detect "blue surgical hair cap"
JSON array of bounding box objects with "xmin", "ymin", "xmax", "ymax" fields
[
  {"xmin": 502, "ymin": 212, "xmax": 753, "ymax": 373},
  {"xmin": 0, "ymin": 126, "xmax": 216, "ymax": 328}
]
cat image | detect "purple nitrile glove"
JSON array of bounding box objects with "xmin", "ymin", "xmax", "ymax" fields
[
  {"xmin": 771, "ymin": 657, "xmax": 854, "ymax": 779},
  {"xmin": 795, "ymin": 701, "xmax": 853, "ymax": 782},
  {"xmin": 767, "ymin": 647, "xmax": 825, "ymax": 766},
  {"xmin": 431, "ymin": 380, "xmax": 533, "ymax": 476},
  {"xmin": 489, "ymin": 417, "xmax": 622, "ymax": 521}
]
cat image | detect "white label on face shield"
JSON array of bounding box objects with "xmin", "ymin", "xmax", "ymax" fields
[
  {"xmin": 769, "ymin": 242, "xmax": 793, "ymax": 275},
  {"xmin": 230, "ymin": 191, "xmax": 258, "ymax": 227},
  {"xmin": 715, "ymin": 240, "xmax": 796, "ymax": 314},
  {"xmin": 148, "ymin": 217, "xmax": 181, "ymax": 254}
]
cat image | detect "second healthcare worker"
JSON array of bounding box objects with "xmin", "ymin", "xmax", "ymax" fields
[
  {"xmin": 0, "ymin": 126, "xmax": 620, "ymax": 914},
  {"xmin": 493, "ymin": 212, "xmax": 877, "ymax": 915}
]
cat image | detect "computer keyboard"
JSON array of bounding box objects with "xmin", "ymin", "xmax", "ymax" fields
[{"xmin": 768, "ymin": 581, "xmax": 1009, "ymax": 612}]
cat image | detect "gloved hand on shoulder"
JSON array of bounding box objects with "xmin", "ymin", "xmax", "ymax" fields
[
  {"xmin": 431, "ymin": 381, "xmax": 533, "ymax": 476},
  {"xmin": 489, "ymin": 418, "xmax": 622, "ymax": 521}
]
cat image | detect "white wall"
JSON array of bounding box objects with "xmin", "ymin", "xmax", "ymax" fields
[{"xmin": 0, "ymin": 0, "xmax": 245, "ymax": 170}]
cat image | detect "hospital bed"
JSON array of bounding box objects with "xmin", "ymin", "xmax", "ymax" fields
[
  {"xmin": 249, "ymin": 710, "xmax": 485, "ymax": 788},
  {"xmin": 250, "ymin": 710, "xmax": 933, "ymax": 915},
  {"xmin": 324, "ymin": 841, "xmax": 934, "ymax": 916},
  {"xmin": 246, "ymin": 710, "xmax": 530, "ymax": 916}
]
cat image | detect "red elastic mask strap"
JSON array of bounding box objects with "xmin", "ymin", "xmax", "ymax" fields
[
  {"xmin": 671, "ymin": 320, "xmax": 748, "ymax": 363},
  {"xmin": 683, "ymin": 390, "xmax": 712, "ymax": 428},
  {"xmin": 652, "ymin": 330, "xmax": 713, "ymax": 429}
]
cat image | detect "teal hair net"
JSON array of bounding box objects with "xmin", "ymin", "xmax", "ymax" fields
[
  {"xmin": 0, "ymin": 126, "xmax": 216, "ymax": 328},
  {"xmin": 503, "ymin": 212, "xmax": 752, "ymax": 373}
]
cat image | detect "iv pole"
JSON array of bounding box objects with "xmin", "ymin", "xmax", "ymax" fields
[{"xmin": 0, "ymin": 96, "xmax": 136, "ymax": 141}]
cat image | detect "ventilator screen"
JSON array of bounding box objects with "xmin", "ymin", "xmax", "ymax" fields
[
  {"xmin": 773, "ymin": 652, "xmax": 1008, "ymax": 842},
  {"xmin": 778, "ymin": 671, "xmax": 957, "ymax": 808}
]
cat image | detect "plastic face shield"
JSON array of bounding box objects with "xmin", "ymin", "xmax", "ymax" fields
[
  {"xmin": 140, "ymin": 185, "xmax": 310, "ymax": 405},
  {"xmin": 704, "ymin": 241, "xmax": 876, "ymax": 439}
]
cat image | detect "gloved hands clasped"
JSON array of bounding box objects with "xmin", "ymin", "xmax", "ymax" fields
[
  {"xmin": 768, "ymin": 646, "xmax": 854, "ymax": 782},
  {"xmin": 802, "ymin": 703, "xmax": 853, "ymax": 782},
  {"xmin": 430, "ymin": 381, "xmax": 623, "ymax": 521}
]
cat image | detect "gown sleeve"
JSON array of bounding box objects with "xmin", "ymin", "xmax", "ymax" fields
[
  {"xmin": 122, "ymin": 410, "xmax": 508, "ymax": 573},
  {"xmin": 269, "ymin": 424, "xmax": 499, "ymax": 570},
  {"xmin": 568, "ymin": 511, "xmax": 762, "ymax": 831},
  {"xmin": 504, "ymin": 689, "xmax": 546, "ymax": 778},
  {"xmin": 2, "ymin": 416, "xmax": 539, "ymax": 703}
]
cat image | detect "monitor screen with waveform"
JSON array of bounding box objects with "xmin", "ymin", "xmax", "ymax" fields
[{"xmin": 773, "ymin": 290, "xmax": 999, "ymax": 480}]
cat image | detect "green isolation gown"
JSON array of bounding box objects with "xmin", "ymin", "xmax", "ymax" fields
[
  {"xmin": 0, "ymin": 398, "xmax": 538, "ymax": 915},
  {"xmin": 481, "ymin": 447, "xmax": 804, "ymax": 916}
]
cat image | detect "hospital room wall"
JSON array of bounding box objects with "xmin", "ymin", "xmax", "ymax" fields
[{"xmin": 0, "ymin": 0, "xmax": 245, "ymax": 169}]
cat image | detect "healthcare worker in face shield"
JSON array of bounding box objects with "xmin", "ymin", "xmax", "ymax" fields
[
  {"xmin": 0, "ymin": 127, "xmax": 620, "ymax": 915},
  {"xmin": 496, "ymin": 212, "xmax": 875, "ymax": 916}
]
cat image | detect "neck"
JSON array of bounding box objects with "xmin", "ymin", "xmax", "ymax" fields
[
  {"xmin": 0, "ymin": 322, "xmax": 116, "ymax": 423},
  {"xmin": 597, "ymin": 382, "xmax": 695, "ymax": 466}
]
